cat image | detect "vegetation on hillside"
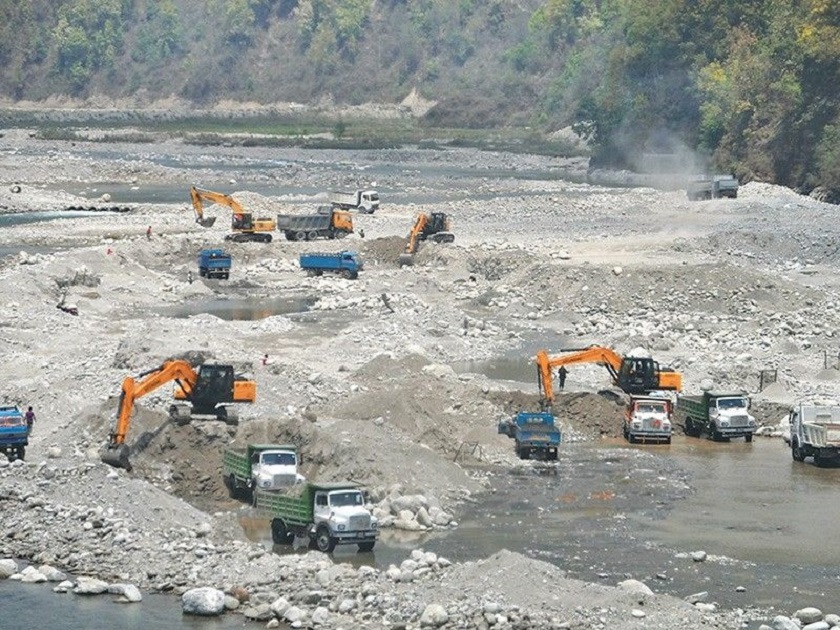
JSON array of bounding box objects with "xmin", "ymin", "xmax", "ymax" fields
[{"xmin": 0, "ymin": 0, "xmax": 837, "ymax": 192}]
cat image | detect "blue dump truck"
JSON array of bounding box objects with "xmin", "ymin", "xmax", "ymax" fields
[
  {"xmin": 299, "ymin": 250, "xmax": 363, "ymax": 279},
  {"xmin": 197, "ymin": 248, "xmax": 232, "ymax": 279},
  {"xmin": 498, "ymin": 411, "xmax": 561, "ymax": 461},
  {"xmin": 0, "ymin": 405, "xmax": 28, "ymax": 461}
]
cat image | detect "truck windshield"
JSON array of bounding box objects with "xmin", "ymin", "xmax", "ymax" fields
[
  {"xmin": 0, "ymin": 415, "xmax": 24, "ymax": 427},
  {"xmin": 636, "ymin": 403, "xmax": 666, "ymax": 414},
  {"xmin": 262, "ymin": 452, "xmax": 296, "ymax": 466},
  {"xmin": 718, "ymin": 398, "xmax": 747, "ymax": 410},
  {"xmin": 329, "ymin": 491, "xmax": 363, "ymax": 507}
]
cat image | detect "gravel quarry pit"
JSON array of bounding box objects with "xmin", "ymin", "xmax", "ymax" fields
[{"xmin": 1, "ymin": 132, "xmax": 840, "ymax": 629}]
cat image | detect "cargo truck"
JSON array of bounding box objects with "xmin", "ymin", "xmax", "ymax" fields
[
  {"xmin": 276, "ymin": 208, "xmax": 353, "ymax": 241},
  {"xmin": 299, "ymin": 250, "xmax": 363, "ymax": 279},
  {"xmin": 677, "ymin": 391, "xmax": 756, "ymax": 441},
  {"xmin": 789, "ymin": 404, "xmax": 840, "ymax": 466},
  {"xmin": 624, "ymin": 395, "xmax": 673, "ymax": 444},
  {"xmin": 197, "ymin": 248, "xmax": 232, "ymax": 279},
  {"xmin": 254, "ymin": 481, "xmax": 378, "ymax": 553},
  {"xmin": 329, "ymin": 190, "xmax": 379, "ymax": 214},
  {"xmin": 0, "ymin": 405, "xmax": 28, "ymax": 461},
  {"xmin": 686, "ymin": 174, "xmax": 739, "ymax": 201},
  {"xmin": 222, "ymin": 444, "xmax": 304, "ymax": 503},
  {"xmin": 497, "ymin": 411, "xmax": 561, "ymax": 461}
]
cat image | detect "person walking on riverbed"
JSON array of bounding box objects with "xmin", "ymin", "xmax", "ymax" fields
[
  {"xmin": 146, "ymin": 225, "xmax": 152, "ymax": 240},
  {"xmin": 24, "ymin": 406, "xmax": 35, "ymax": 433}
]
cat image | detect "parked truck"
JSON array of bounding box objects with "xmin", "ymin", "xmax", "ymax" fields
[
  {"xmin": 254, "ymin": 481, "xmax": 379, "ymax": 552},
  {"xmin": 497, "ymin": 411, "xmax": 561, "ymax": 461},
  {"xmin": 329, "ymin": 190, "xmax": 379, "ymax": 214},
  {"xmin": 686, "ymin": 174, "xmax": 739, "ymax": 201},
  {"xmin": 299, "ymin": 250, "xmax": 363, "ymax": 279},
  {"xmin": 677, "ymin": 391, "xmax": 756, "ymax": 441},
  {"xmin": 276, "ymin": 208, "xmax": 354, "ymax": 241},
  {"xmin": 789, "ymin": 404, "xmax": 840, "ymax": 466},
  {"xmin": 197, "ymin": 248, "xmax": 232, "ymax": 279},
  {"xmin": 222, "ymin": 444, "xmax": 305, "ymax": 503},
  {"xmin": 624, "ymin": 395, "xmax": 673, "ymax": 444},
  {"xmin": 0, "ymin": 405, "xmax": 28, "ymax": 461}
]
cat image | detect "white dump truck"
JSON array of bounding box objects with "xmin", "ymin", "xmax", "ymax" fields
[
  {"xmin": 624, "ymin": 395, "xmax": 673, "ymax": 444},
  {"xmin": 790, "ymin": 404, "xmax": 840, "ymax": 466},
  {"xmin": 222, "ymin": 444, "xmax": 305, "ymax": 503},
  {"xmin": 329, "ymin": 189, "xmax": 379, "ymax": 214}
]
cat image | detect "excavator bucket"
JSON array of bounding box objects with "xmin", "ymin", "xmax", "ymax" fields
[
  {"xmin": 100, "ymin": 445, "xmax": 132, "ymax": 472},
  {"xmin": 398, "ymin": 253, "xmax": 415, "ymax": 267},
  {"xmin": 196, "ymin": 216, "xmax": 217, "ymax": 228}
]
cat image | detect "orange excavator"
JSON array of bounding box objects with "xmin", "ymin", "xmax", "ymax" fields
[
  {"xmin": 398, "ymin": 212, "xmax": 454, "ymax": 266},
  {"xmin": 190, "ymin": 186, "xmax": 276, "ymax": 243},
  {"xmin": 535, "ymin": 346, "xmax": 682, "ymax": 407},
  {"xmin": 101, "ymin": 360, "xmax": 256, "ymax": 471}
]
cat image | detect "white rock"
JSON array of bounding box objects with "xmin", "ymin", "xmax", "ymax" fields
[
  {"xmin": 617, "ymin": 579, "xmax": 654, "ymax": 595},
  {"xmin": 420, "ymin": 603, "xmax": 449, "ymax": 627},
  {"xmin": 182, "ymin": 587, "xmax": 226, "ymax": 616},
  {"xmin": 0, "ymin": 559, "xmax": 18, "ymax": 579},
  {"xmin": 74, "ymin": 576, "xmax": 109, "ymax": 593}
]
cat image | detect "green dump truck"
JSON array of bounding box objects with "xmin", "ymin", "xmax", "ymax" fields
[
  {"xmin": 254, "ymin": 481, "xmax": 378, "ymax": 553},
  {"xmin": 222, "ymin": 444, "xmax": 304, "ymax": 503},
  {"xmin": 677, "ymin": 391, "xmax": 756, "ymax": 442}
]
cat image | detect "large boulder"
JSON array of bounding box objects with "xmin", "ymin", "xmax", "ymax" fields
[{"xmin": 182, "ymin": 587, "xmax": 226, "ymax": 616}]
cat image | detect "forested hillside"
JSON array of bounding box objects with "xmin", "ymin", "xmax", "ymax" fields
[{"xmin": 0, "ymin": 0, "xmax": 838, "ymax": 193}]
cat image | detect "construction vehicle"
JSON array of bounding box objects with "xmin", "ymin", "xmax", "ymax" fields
[
  {"xmin": 276, "ymin": 208, "xmax": 353, "ymax": 241},
  {"xmin": 101, "ymin": 360, "xmax": 257, "ymax": 471},
  {"xmin": 686, "ymin": 174, "xmax": 739, "ymax": 200},
  {"xmin": 677, "ymin": 391, "xmax": 756, "ymax": 442},
  {"xmin": 624, "ymin": 395, "xmax": 673, "ymax": 444},
  {"xmin": 329, "ymin": 189, "xmax": 379, "ymax": 214},
  {"xmin": 299, "ymin": 250, "xmax": 363, "ymax": 279},
  {"xmin": 255, "ymin": 481, "xmax": 378, "ymax": 552},
  {"xmin": 398, "ymin": 212, "xmax": 454, "ymax": 266},
  {"xmin": 535, "ymin": 347, "xmax": 682, "ymax": 402},
  {"xmin": 189, "ymin": 186, "xmax": 276, "ymax": 243},
  {"xmin": 197, "ymin": 248, "xmax": 232, "ymax": 279},
  {"xmin": 223, "ymin": 444, "xmax": 305, "ymax": 503},
  {"xmin": 789, "ymin": 404, "xmax": 840, "ymax": 466},
  {"xmin": 0, "ymin": 405, "xmax": 28, "ymax": 461},
  {"xmin": 497, "ymin": 411, "xmax": 561, "ymax": 460}
]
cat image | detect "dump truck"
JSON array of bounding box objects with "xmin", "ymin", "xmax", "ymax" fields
[
  {"xmin": 299, "ymin": 250, "xmax": 363, "ymax": 279},
  {"xmin": 276, "ymin": 208, "xmax": 353, "ymax": 241},
  {"xmin": 329, "ymin": 190, "xmax": 379, "ymax": 214},
  {"xmin": 789, "ymin": 404, "xmax": 840, "ymax": 466},
  {"xmin": 498, "ymin": 411, "xmax": 561, "ymax": 461},
  {"xmin": 197, "ymin": 248, "xmax": 232, "ymax": 279},
  {"xmin": 677, "ymin": 391, "xmax": 756, "ymax": 441},
  {"xmin": 624, "ymin": 395, "xmax": 673, "ymax": 444},
  {"xmin": 0, "ymin": 405, "xmax": 28, "ymax": 461},
  {"xmin": 222, "ymin": 444, "xmax": 305, "ymax": 502},
  {"xmin": 686, "ymin": 174, "xmax": 739, "ymax": 201},
  {"xmin": 254, "ymin": 481, "xmax": 379, "ymax": 552}
]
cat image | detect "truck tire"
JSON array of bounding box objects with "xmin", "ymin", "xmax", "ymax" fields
[
  {"xmin": 315, "ymin": 525, "xmax": 337, "ymax": 553},
  {"xmin": 16, "ymin": 446, "xmax": 25, "ymax": 461},
  {"xmin": 745, "ymin": 433, "xmax": 753, "ymax": 443},
  {"xmin": 261, "ymin": 234, "xmax": 272, "ymax": 243},
  {"xmin": 342, "ymin": 269, "xmax": 354, "ymax": 280},
  {"xmin": 307, "ymin": 231, "xmax": 319, "ymax": 241},
  {"xmin": 628, "ymin": 433, "xmax": 637, "ymax": 444},
  {"xmin": 295, "ymin": 232, "xmax": 306, "ymax": 242},
  {"xmin": 271, "ymin": 519, "xmax": 294, "ymax": 545},
  {"xmin": 226, "ymin": 474, "xmax": 238, "ymax": 498},
  {"xmin": 358, "ymin": 541, "xmax": 375, "ymax": 552},
  {"xmin": 791, "ymin": 439, "xmax": 806, "ymax": 462},
  {"xmin": 336, "ymin": 231, "xmax": 347, "ymax": 239}
]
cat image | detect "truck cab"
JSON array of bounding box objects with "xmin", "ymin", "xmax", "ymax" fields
[
  {"xmin": 197, "ymin": 248, "xmax": 232, "ymax": 279},
  {"xmin": 0, "ymin": 405, "xmax": 28, "ymax": 461},
  {"xmin": 251, "ymin": 447, "xmax": 305, "ymax": 490},
  {"xmin": 790, "ymin": 405, "xmax": 840, "ymax": 466},
  {"xmin": 624, "ymin": 395, "xmax": 672, "ymax": 444},
  {"xmin": 311, "ymin": 485, "xmax": 378, "ymax": 551}
]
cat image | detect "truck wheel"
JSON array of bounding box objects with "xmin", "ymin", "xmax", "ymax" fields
[
  {"xmin": 791, "ymin": 440, "xmax": 806, "ymax": 462},
  {"xmin": 271, "ymin": 519, "xmax": 294, "ymax": 545},
  {"xmin": 358, "ymin": 541, "xmax": 375, "ymax": 552},
  {"xmin": 226, "ymin": 474, "xmax": 238, "ymax": 498},
  {"xmin": 628, "ymin": 433, "xmax": 636, "ymax": 444},
  {"xmin": 745, "ymin": 433, "xmax": 753, "ymax": 443},
  {"xmin": 711, "ymin": 430, "xmax": 723, "ymax": 442},
  {"xmin": 342, "ymin": 269, "xmax": 354, "ymax": 280},
  {"xmin": 315, "ymin": 526, "xmax": 337, "ymax": 553},
  {"xmin": 17, "ymin": 446, "xmax": 25, "ymax": 461},
  {"xmin": 336, "ymin": 231, "xmax": 347, "ymax": 239},
  {"xmin": 295, "ymin": 232, "xmax": 306, "ymax": 242},
  {"xmin": 664, "ymin": 436, "xmax": 672, "ymax": 445},
  {"xmin": 307, "ymin": 231, "xmax": 319, "ymax": 241},
  {"xmin": 262, "ymin": 234, "xmax": 272, "ymax": 243}
]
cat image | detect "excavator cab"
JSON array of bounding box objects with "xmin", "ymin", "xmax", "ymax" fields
[
  {"xmin": 617, "ymin": 358, "xmax": 660, "ymax": 394},
  {"xmin": 232, "ymin": 213, "xmax": 254, "ymax": 230}
]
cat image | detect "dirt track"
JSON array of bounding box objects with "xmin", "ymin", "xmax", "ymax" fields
[{"xmin": 1, "ymin": 132, "xmax": 839, "ymax": 629}]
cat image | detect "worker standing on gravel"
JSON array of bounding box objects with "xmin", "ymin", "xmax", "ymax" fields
[
  {"xmin": 558, "ymin": 366, "xmax": 568, "ymax": 391},
  {"xmin": 24, "ymin": 406, "xmax": 35, "ymax": 433},
  {"xmin": 146, "ymin": 225, "xmax": 152, "ymax": 240}
]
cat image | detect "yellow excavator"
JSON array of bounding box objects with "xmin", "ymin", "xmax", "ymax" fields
[
  {"xmin": 398, "ymin": 212, "xmax": 454, "ymax": 266},
  {"xmin": 190, "ymin": 186, "xmax": 276, "ymax": 243},
  {"xmin": 535, "ymin": 346, "xmax": 682, "ymax": 406},
  {"xmin": 101, "ymin": 360, "xmax": 256, "ymax": 471}
]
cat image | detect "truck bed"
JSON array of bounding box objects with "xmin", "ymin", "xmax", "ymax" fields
[
  {"xmin": 222, "ymin": 448, "xmax": 250, "ymax": 479},
  {"xmin": 276, "ymin": 214, "xmax": 331, "ymax": 231},
  {"xmin": 254, "ymin": 486, "xmax": 312, "ymax": 526}
]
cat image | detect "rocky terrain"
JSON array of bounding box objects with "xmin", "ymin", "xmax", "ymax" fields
[{"xmin": 1, "ymin": 130, "xmax": 840, "ymax": 629}]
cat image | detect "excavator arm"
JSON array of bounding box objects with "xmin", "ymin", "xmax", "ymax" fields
[
  {"xmin": 536, "ymin": 347, "xmax": 624, "ymax": 407},
  {"xmin": 405, "ymin": 214, "xmax": 429, "ymax": 255},
  {"xmin": 190, "ymin": 186, "xmax": 247, "ymax": 227}
]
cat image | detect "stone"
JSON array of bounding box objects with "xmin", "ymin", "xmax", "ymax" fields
[
  {"xmin": 0, "ymin": 559, "xmax": 19, "ymax": 579},
  {"xmin": 38, "ymin": 565, "xmax": 67, "ymax": 582},
  {"xmin": 108, "ymin": 583, "xmax": 143, "ymax": 603},
  {"xmin": 771, "ymin": 616, "xmax": 800, "ymax": 630},
  {"xmin": 20, "ymin": 566, "xmax": 48, "ymax": 583},
  {"xmin": 690, "ymin": 551, "xmax": 707, "ymax": 562},
  {"xmin": 796, "ymin": 609, "xmax": 824, "ymax": 625},
  {"xmin": 617, "ymin": 579, "xmax": 653, "ymax": 595},
  {"xmin": 74, "ymin": 576, "xmax": 109, "ymax": 593},
  {"xmin": 182, "ymin": 587, "xmax": 226, "ymax": 616},
  {"xmin": 420, "ymin": 603, "xmax": 449, "ymax": 627}
]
